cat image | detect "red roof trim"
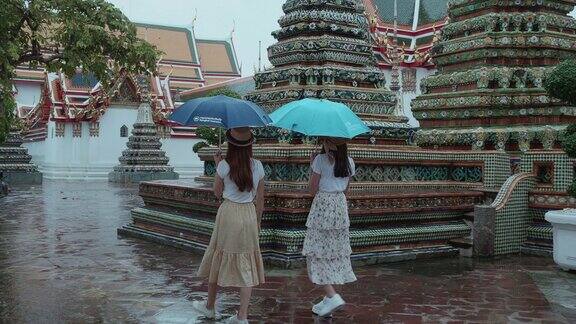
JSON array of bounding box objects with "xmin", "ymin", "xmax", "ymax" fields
[{"xmin": 376, "ymin": 22, "xmax": 446, "ymax": 37}]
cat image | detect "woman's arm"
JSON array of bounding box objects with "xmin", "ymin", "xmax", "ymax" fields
[
  {"xmin": 308, "ymin": 172, "xmax": 320, "ymax": 196},
  {"xmin": 213, "ymin": 175, "xmax": 224, "ymax": 199},
  {"xmin": 255, "ymin": 179, "xmax": 265, "ymax": 230},
  {"xmin": 213, "ymin": 152, "xmax": 224, "ymax": 198},
  {"xmin": 308, "ymin": 152, "xmax": 321, "ymax": 195},
  {"xmin": 344, "ymin": 181, "xmax": 351, "ymax": 198}
]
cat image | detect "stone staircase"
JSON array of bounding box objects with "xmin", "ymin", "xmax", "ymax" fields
[{"xmin": 521, "ymin": 190, "xmax": 575, "ymax": 256}]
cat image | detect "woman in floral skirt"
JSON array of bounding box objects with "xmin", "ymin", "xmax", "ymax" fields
[{"xmin": 303, "ymin": 137, "xmax": 357, "ymax": 317}]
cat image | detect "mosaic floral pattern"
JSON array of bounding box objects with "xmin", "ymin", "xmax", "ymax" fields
[
  {"xmin": 200, "ymin": 146, "xmax": 510, "ymax": 188},
  {"xmin": 490, "ymin": 173, "xmax": 536, "ymax": 255},
  {"xmin": 416, "ymin": 126, "xmax": 564, "ymax": 152},
  {"xmin": 205, "ymin": 161, "xmax": 483, "ymax": 183},
  {"xmin": 521, "ymin": 150, "xmax": 576, "ymax": 192},
  {"xmin": 448, "ymin": 0, "xmax": 575, "ymax": 18},
  {"xmin": 413, "ymin": 0, "xmax": 576, "ymax": 152}
]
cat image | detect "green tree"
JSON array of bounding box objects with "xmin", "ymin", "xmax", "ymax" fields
[
  {"xmin": 191, "ymin": 88, "xmax": 242, "ymax": 153},
  {"xmin": 0, "ymin": 0, "xmax": 161, "ymax": 142},
  {"xmin": 545, "ymin": 60, "xmax": 576, "ymax": 106},
  {"xmin": 545, "ymin": 60, "xmax": 576, "ymax": 196}
]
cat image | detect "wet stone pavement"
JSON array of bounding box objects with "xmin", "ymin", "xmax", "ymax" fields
[{"xmin": 1, "ymin": 181, "xmax": 575, "ymax": 324}]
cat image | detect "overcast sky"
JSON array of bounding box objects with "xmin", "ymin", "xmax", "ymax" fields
[
  {"xmin": 107, "ymin": 0, "xmax": 576, "ymax": 77},
  {"xmin": 107, "ymin": 0, "xmax": 285, "ymax": 77}
]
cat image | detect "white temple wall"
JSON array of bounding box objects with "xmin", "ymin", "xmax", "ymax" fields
[
  {"xmin": 24, "ymin": 105, "xmax": 202, "ymax": 180},
  {"xmin": 381, "ymin": 67, "xmax": 437, "ymax": 127},
  {"xmin": 161, "ymin": 138, "xmax": 203, "ymax": 179}
]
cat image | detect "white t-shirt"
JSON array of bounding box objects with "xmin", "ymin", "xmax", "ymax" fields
[
  {"xmin": 216, "ymin": 159, "xmax": 265, "ymax": 203},
  {"xmin": 311, "ymin": 154, "xmax": 356, "ymax": 193}
]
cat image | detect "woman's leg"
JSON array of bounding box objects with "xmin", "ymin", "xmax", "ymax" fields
[
  {"xmin": 237, "ymin": 287, "xmax": 253, "ymax": 320},
  {"xmin": 323, "ymin": 284, "xmax": 337, "ymax": 297},
  {"xmin": 206, "ymin": 283, "xmax": 218, "ymax": 309}
]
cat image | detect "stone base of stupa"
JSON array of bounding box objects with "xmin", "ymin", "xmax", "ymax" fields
[
  {"xmin": 118, "ymin": 222, "xmax": 459, "ymax": 268},
  {"xmin": 2, "ymin": 170, "xmax": 43, "ymax": 185},
  {"xmin": 115, "ymin": 145, "xmax": 524, "ymax": 268},
  {"xmin": 108, "ymin": 170, "xmax": 179, "ymax": 183}
]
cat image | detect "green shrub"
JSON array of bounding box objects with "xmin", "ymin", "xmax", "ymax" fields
[
  {"xmin": 544, "ymin": 60, "xmax": 576, "ymax": 106},
  {"xmin": 564, "ymin": 124, "xmax": 576, "ymax": 137},
  {"xmin": 193, "ymin": 141, "xmax": 210, "ymax": 153},
  {"xmin": 546, "ymin": 60, "xmax": 576, "ymax": 197},
  {"xmin": 562, "ymin": 133, "xmax": 576, "ymax": 158},
  {"xmin": 204, "ymin": 87, "xmax": 242, "ymax": 99},
  {"xmin": 195, "ymin": 127, "xmax": 223, "ymax": 147}
]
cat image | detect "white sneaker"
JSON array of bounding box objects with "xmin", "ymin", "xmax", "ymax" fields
[
  {"xmin": 312, "ymin": 296, "xmax": 328, "ymax": 315},
  {"xmin": 225, "ymin": 314, "xmax": 249, "ymax": 324},
  {"xmin": 316, "ymin": 294, "xmax": 345, "ymax": 317},
  {"xmin": 191, "ymin": 300, "xmax": 222, "ymax": 320}
]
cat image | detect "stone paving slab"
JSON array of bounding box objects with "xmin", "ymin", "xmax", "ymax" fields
[{"xmin": 0, "ymin": 181, "xmax": 575, "ymax": 323}]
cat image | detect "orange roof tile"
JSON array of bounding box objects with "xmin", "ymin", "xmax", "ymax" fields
[
  {"xmin": 196, "ymin": 39, "xmax": 239, "ymax": 75},
  {"xmin": 136, "ymin": 24, "xmax": 199, "ymax": 64}
]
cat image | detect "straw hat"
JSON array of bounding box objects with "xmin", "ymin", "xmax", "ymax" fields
[
  {"xmin": 226, "ymin": 127, "xmax": 255, "ymax": 147},
  {"xmin": 321, "ymin": 137, "xmax": 348, "ymax": 147}
]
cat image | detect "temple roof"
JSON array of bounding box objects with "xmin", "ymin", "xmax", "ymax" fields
[
  {"xmin": 133, "ymin": 23, "xmax": 241, "ymax": 90},
  {"xmin": 13, "ymin": 21, "xmax": 243, "ymax": 134},
  {"xmin": 368, "ymin": 0, "xmax": 448, "ymax": 28},
  {"xmin": 136, "ymin": 24, "xmax": 200, "ymax": 64},
  {"xmin": 364, "ymin": 0, "xmax": 449, "ymax": 68},
  {"xmin": 180, "ymin": 76, "xmax": 255, "ymax": 100},
  {"xmin": 135, "ymin": 23, "xmax": 203, "ymax": 92},
  {"xmin": 196, "ymin": 39, "xmax": 239, "ymax": 75}
]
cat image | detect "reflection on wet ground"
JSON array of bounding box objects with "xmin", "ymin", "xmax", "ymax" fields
[{"xmin": 1, "ymin": 181, "xmax": 575, "ymax": 323}]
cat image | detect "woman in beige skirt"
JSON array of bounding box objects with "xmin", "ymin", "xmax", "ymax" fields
[{"xmin": 192, "ymin": 128, "xmax": 265, "ymax": 324}]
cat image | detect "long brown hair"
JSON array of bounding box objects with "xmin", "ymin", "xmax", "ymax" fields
[
  {"xmin": 226, "ymin": 142, "xmax": 254, "ymax": 192},
  {"xmin": 323, "ymin": 143, "xmax": 351, "ymax": 178}
]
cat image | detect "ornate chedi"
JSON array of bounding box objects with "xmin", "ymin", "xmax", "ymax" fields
[
  {"xmin": 0, "ymin": 129, "xmax": 42, "ymax": 185},
  {"xmin": 108, "ymin": 80, "xmax": 178, "ymax": 183},
  {"xmin": 412, "ymin": 0, "xmax": 576, "ymax": 152},
  {"xmin": 409, "ymin": 0, "xmax": 576, "ymax": 257},
  {"xmin": 119, "ymin": 0, "xmax": 515, "ymax": 267},
  {"xmin": 245, "ymin": 0, "xmax": 413, "ymax": 144}
]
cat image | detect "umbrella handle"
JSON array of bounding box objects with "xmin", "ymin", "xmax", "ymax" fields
[{"xmin": 218, "ymin": 129, "xmax": 221, "ymax": 150}]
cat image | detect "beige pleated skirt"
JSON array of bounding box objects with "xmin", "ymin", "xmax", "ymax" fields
[{"xmin": 197, "ymin": 199, "xmax": 265, "ymax": 287}]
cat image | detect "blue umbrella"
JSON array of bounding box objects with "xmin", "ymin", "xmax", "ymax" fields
[
  {"xmin": 270, "ymin": 98, "xmax": 370, "ymax": 139},
  {"xmin": 169, "ymin": 95, "xmax": 272, "ymax": 129}
]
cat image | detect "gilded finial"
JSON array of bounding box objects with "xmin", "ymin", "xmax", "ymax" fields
[{"xmin": 191, "ymin": 9, "xmax": 198, "ymax": 28}]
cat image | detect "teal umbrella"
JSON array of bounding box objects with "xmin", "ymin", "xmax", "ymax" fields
[{"xmin": 270, "ymin": 98, "xmax": 370, "ymax": 139}]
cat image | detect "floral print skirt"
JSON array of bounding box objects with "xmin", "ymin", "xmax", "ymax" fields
[{"xmin": 302, "ymin": 191, "xmax": 357, "ymax": 285}]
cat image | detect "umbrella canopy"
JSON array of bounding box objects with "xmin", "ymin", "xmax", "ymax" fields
[
  {"xmin": 270, "ymin": 98, "xmax": 370, "ymax": 139},
  {"xmin": 168, "ymin": 95, "xmax": 272, "ymax": 129}
]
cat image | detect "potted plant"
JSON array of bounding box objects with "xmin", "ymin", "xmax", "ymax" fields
[{"xmin": 544, "ymin": 60, "xmax": 576, "ymax": 271}]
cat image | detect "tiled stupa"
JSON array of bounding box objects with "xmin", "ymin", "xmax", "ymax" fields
[
  {"xmin": 412, "ymin": 0, "xmax": 576, "ymax": 152},
  {"xmin": 245, "ymin": 0, "xmax": 413, "ymax": 145},
  {"xmin": 119, "ymin": 0, "xmax": 514, "ymax": 267},
  {"xmin": 0, "ymin": 129, "xmax": 42, "ymax": 185},
  {"xmin": 408, "ymin": 0, "xmax": 576, "ymax": 256},
  {"xmin": 108, "ymin": 102, "xmax": 178, "ymax": 183}
]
